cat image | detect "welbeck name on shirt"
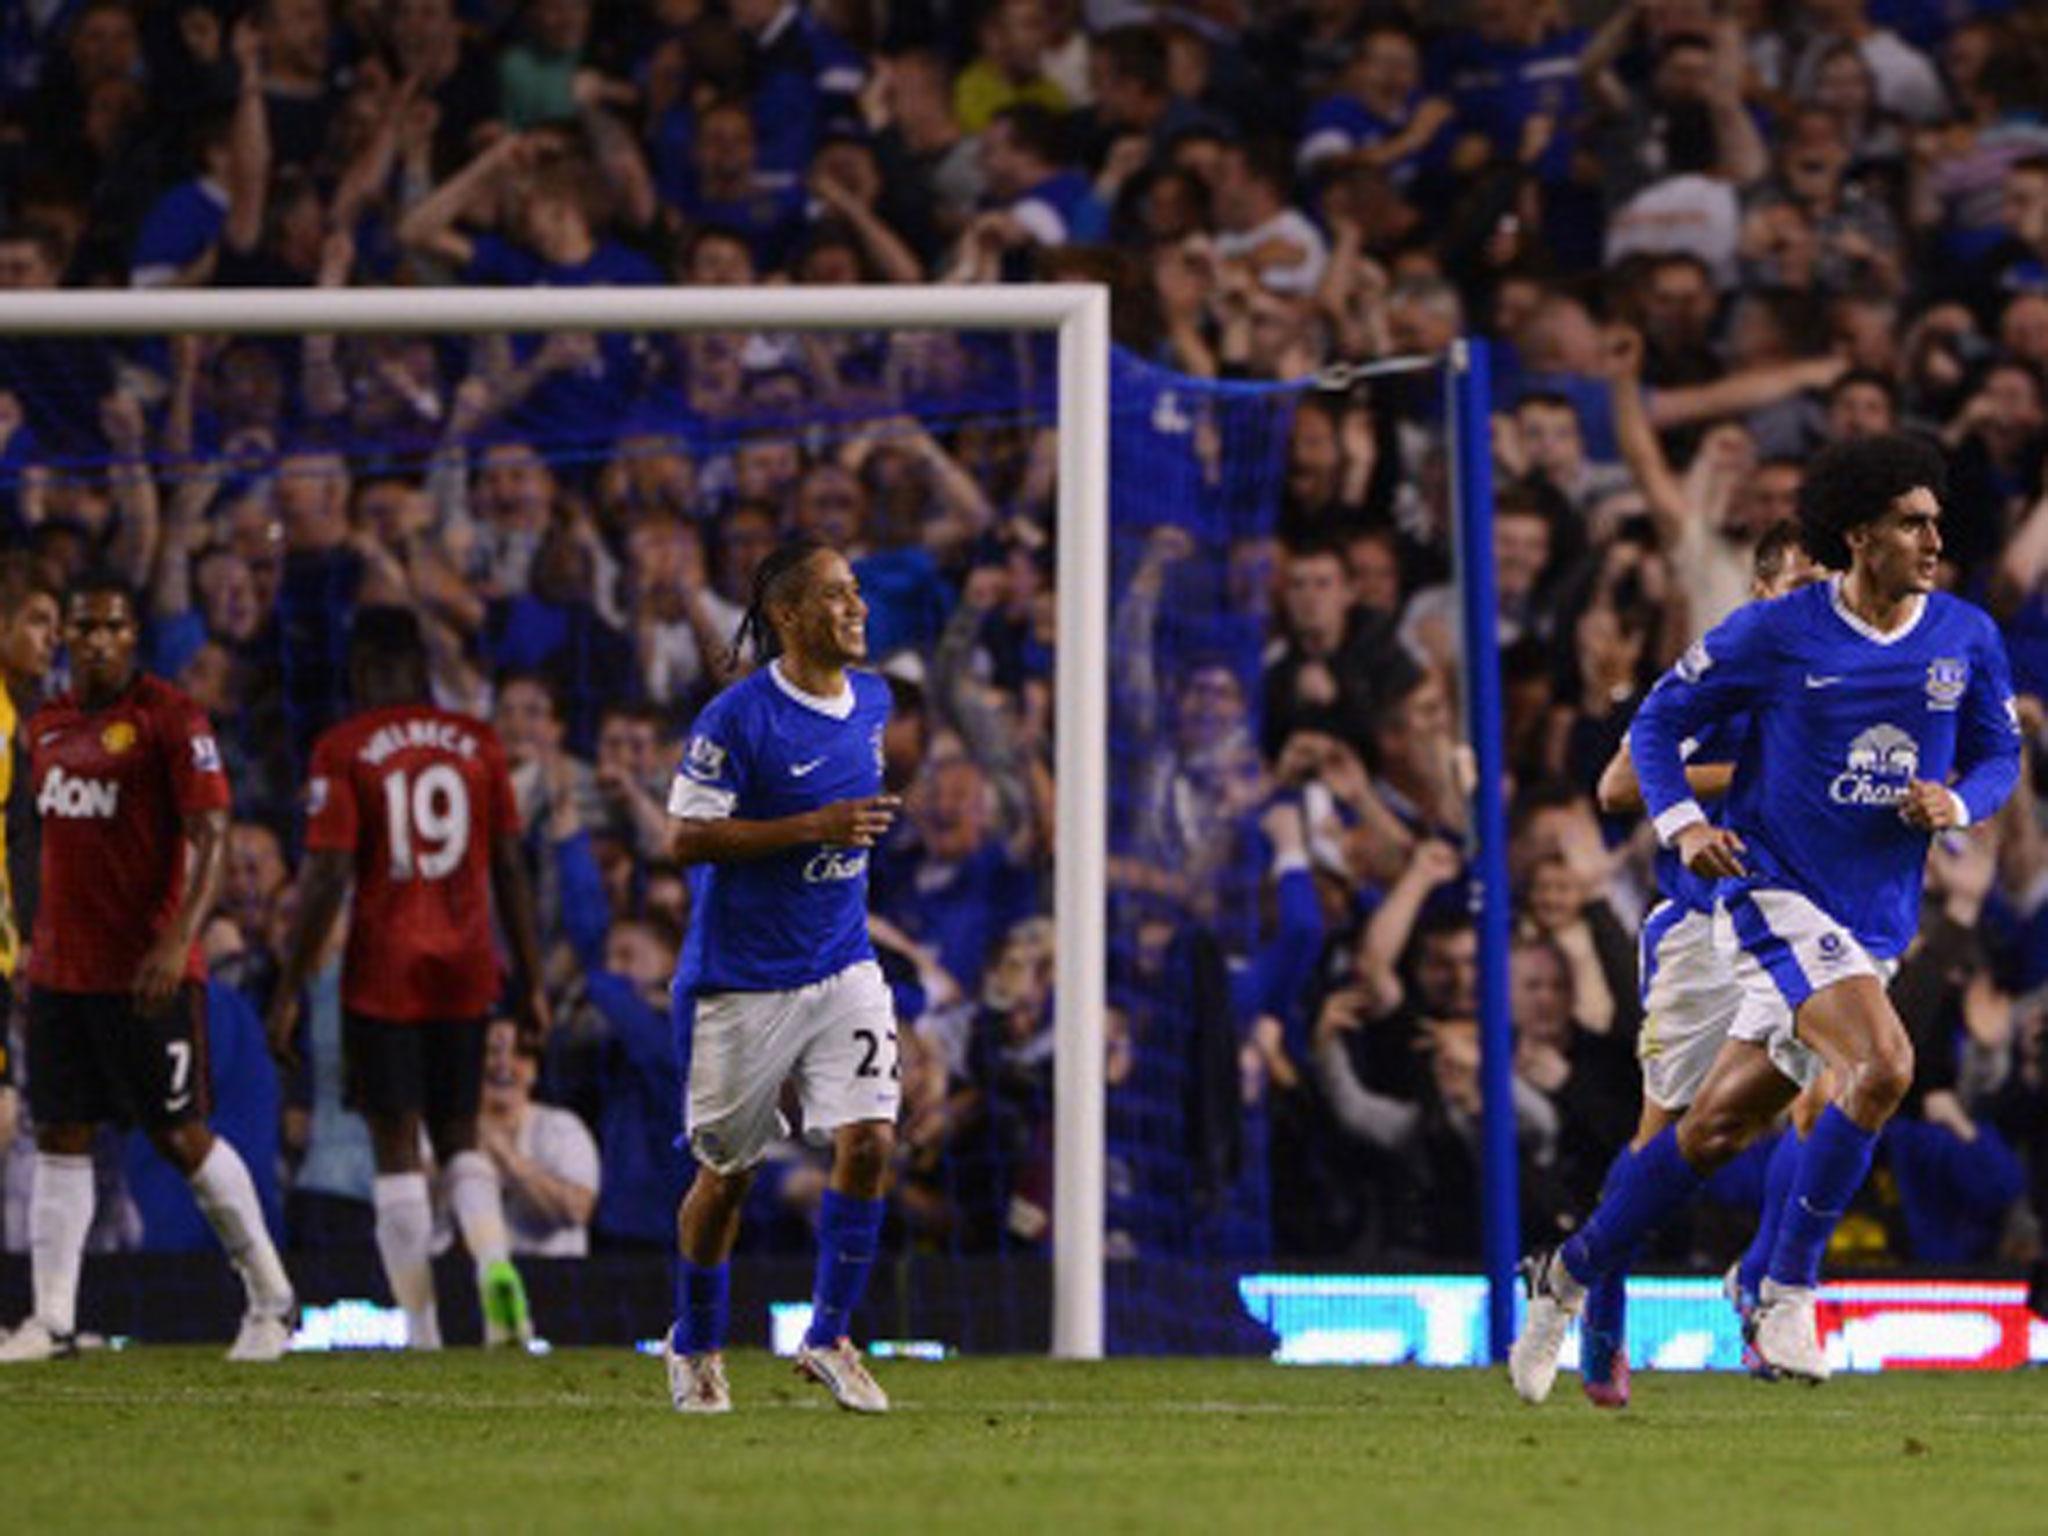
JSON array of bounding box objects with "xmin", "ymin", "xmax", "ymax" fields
[{"xmin": 359, "ymin": 718, "xmax": 481, "ymax": 766}]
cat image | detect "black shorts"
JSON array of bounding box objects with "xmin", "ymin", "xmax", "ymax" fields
[
  {"xmin": 343, "ymin": 1012, "xmax": 486, "ymax": 1124},
  {"xmin": 27, "ymin": 983, "xmax": 210, "ymax": 1132}
]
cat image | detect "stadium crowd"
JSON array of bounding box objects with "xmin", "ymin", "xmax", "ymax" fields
[{"xmin": 2, "ymin": 0, "xmax": 2048, "ymax": 1305}]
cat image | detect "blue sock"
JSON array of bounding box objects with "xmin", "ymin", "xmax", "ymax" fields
[
  {"xmin": 1737, "ymin": 1129, "xmax": 1803, "ymax": 1303},
  {"xmin": 1560, "ymin": 1127, "xmax": 1703, "ymax": 1286},
  {"xmin": 1769, "ymin": 1104, "xmax": 1876, "ymax": 1290},
  {"xmin": 1580, "ymin": 1146, "xmax": 1638, "ymax": 1384},
  {"xmin": 673, "ymin": 1260, "xmax": 730, "ymax": 1356},
  {"xmin": 804, "ymin": 1190, "xmax": 885, "ymax": 1349}
]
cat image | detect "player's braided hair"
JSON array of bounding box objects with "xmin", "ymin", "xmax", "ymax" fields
[
  {"xmin": 729, "ymin": 535, "xmax": 830, "ymax": 669},
  {"xmin": 1796, "ymin": 432, "xmax": 1947, "ymax": 570}
]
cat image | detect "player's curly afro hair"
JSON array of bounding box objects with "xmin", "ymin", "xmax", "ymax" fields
[{"xmin": 1796, "ymin": 432, "xmax": 1947, "ymax": 571}]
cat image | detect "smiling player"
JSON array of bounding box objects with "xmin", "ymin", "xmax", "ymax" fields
[{"xmin": 663, "ymin": 535, "xmax": 901, "ymax": 1415}]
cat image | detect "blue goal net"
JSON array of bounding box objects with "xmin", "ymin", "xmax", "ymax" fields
[{"xmin": 0, "ymin": 317, "xmax": 1506, "ymax": 1357}]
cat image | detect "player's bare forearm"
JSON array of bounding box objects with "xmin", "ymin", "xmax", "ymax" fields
[
  {"xmin": 1596, "ymin": 742, "xmax": 1638, "ymax": 815},
  {"xmin": 668, "ymin": 797, "xmax": 901, "ymax": 865},
  {"xmin": 1598, "ymin": 741, "xmax": 1735, "ymax": 816},
  {"xmin": 134, "ymin": 808, "xmax": 230, "ymax": 1013},
  {"xmin": 167, "ymin": 808, "xmax": 229, "ymax": 953},
  {"xmin": 272, "ymin": 848, "xmax": 352, "ymax": 1030}
]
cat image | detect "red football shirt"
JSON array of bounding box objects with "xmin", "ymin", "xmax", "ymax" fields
[
  {"xmin": 28, "ymin": 675, "xmax": 232, "ymax": 993},
  {"xmin": 304, "ymin": 703, "xmax": 520, "ymax": 1023}
]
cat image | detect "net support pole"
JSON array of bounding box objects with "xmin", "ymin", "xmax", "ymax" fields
[
  {"xmin": 1052, "ymin": 287, "xmax": 1110, "ymax": 1360},
  {"xmin": 1447, "ymin": 338, "xmax": 1518, "ymax": 1364}
]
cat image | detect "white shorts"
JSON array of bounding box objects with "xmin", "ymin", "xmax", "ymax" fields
[
  {"xmin": 1712, "ymin": 887, "xmax": 1897, "ymax": 1091},
  {"xmin": 1636, "ymin": 903, "xmax": 1738, "ymax": 1111},
  {"xmin": 683, "ymin": 960, "xmax": 901, "ymax": 1175}
]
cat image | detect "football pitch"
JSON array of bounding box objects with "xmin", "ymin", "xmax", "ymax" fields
[{"xmin": 5, "ymin": 1351, "xmax": 2046, "ymax": 1535}]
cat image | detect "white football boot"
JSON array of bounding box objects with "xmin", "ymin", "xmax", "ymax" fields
[
  {"xmin": 1509, "ymin": 1251, "xmax": 1586, "ymax": 1405},
  {"xmin": 1752, "ymin": 1280, "xmax": 1830, "ymax": 1383},
  {"xmin": 665, "ymin": 1333, "xmax": 732, "ymax": 1415},
  {"xmin": 0, "ymin": 1319, "xmax": 80, "ymax": 1363},
  {"xmin": 227, "ymin": 1309, "xmax": 295, "ymax": 1363},
  {"xmin": 795, "ymin": 1339, "xmax": 890, "ymax": 1414}
]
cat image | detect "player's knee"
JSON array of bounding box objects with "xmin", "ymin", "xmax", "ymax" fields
[
  {"xmin": 834, "ymin": 1122, "xmax": 895, "ymax": 1192},
  {"xmin": 369, "ymin": 1115, "xmax": 425, "ymax": 1171},
  {"xmin": 151, "ymin": 1121, "xmax": 213, "ymax": 1176},
  {"xmin": 1854, "ymin": 1035, "xmax": 1915, "ymax": 1118},
  {"xmin": 36, "ymin": 1122, "xmax": 95, "ymax": 1157},
  {"xmin": 685, "ymin": 1162, "xmax": 753, "ymax": 1216},
  {"xmin": 1676, "ymin": 1103, "xmax": 1756, "ymax": 1171},
  {"xmin": 426, "ymin": 1118, "xmax": 477, "ymax": 1164}
]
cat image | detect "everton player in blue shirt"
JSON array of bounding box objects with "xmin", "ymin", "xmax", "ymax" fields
[
  {"xmin": 1513, "ymin": 434, "xmax": 2022, "ymax": 1401},
  {"xmin": 662, "ymin": 536, "xmax": 901, "ymax": 1415},
  {"xmin": 1580, "ymin": 520, "xmax": 1827, "ymax": 1406}
]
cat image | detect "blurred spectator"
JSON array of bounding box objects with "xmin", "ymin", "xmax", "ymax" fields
[
  {"xmin": 956, "ymin": 0, "xmax": 1067, "ymax": 134},
  {"xmin": 478, "ymin": 1018, "xmax": 601, "ymax": 1257},
  {"xmin": 4, "ymin": 0, "xmax": 2048, "ymax": 1285}
]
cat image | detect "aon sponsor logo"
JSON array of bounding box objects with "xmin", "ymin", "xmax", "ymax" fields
[
  {"xmin": 1829, "ymin": 724, "xmax": 1918, "ymax": 807},
  {"xmin": 38, "ymin": 767, "xmax": 120, "ymax": 818}
]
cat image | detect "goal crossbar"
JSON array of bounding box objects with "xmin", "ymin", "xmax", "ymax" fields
[{"xmin": 0, "ymin": 282, "xmax": 1112, "ymax": 1359}]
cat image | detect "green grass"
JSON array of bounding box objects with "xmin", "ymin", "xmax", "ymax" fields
[{"xmin": 4, "ymin": 1350, "xmax": 2046, "ymax": 1534}]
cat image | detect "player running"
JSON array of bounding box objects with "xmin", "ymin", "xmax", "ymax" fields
[
  {"xmin": 664, "ymin": 536, "xmax": 901, "ymax": 1415},
  {"xmin": 1512, "ymin": 433, "xmax": 2023, "ymax": 1401},
  {"xmin": 1, "ymin": 573, "xmax": 295, "ymax": 1363},
  {"xmin": 269, "ymin": 607, "xmax": 549, "ymax": 1349},
  {"xmin": 1582, "ymin": 521, "xmax": 1827, "ymax": 1405},
  {"xmin": 0, "ymin": 555, "xmax": 60, "ymax": 1110}
]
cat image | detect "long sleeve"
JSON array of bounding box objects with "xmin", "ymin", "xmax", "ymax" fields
[
  {"xmin": 1950, "ymin": 624, "xmax": 2023, "ymax": 827},
  {"xmin": 587, "ymin": 972, "xmax": 676, "ymax": 1080},
  {"xmin": 1315, "ymin": 1033, "xmax": 1421, "ymax": 1151},
  {"xmin": 1629, "ymin": 601, "xmax": 1774, "ymax": 844},
  {"xmin": 551, "ymin": 828, "xmax": 609, "ymax": 971},
  {"xmin": 1240, "ymin": 865, "xmax": 1325, "ymax": 1023}
]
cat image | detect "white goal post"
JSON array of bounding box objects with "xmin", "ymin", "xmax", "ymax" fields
[{"xmin": 0, "ymin": 283, "xmax": 1115, "ymax": 1359}]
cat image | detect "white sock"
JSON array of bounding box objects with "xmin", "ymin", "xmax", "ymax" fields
[
  {"xmin": 445, "ymin": 1150, "xmax": 512, "ymax": 1273},
  {"xmin": 29, "ymin": 1152, "xmax": 95, "ymax": 1336},
  {"xmin": 373, "ymin": 1172, "xmax": 440, "ymax": 1349},
  {"xmin": 188, "ymin": 1138, "xmax": 294, "ymax": 1316}
]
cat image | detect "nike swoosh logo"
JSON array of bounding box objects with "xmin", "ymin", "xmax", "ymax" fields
[
  {"xmin": 1805, "ymin": 675, "xmax": 1844, "ymax": 688},
  {"xmin": 790, "ymin": 758, "xmax": 827, "ymax": 777},
  {"xmin": 165, "ymin": 1093, "xmax": 192, "ymax": 1113}
]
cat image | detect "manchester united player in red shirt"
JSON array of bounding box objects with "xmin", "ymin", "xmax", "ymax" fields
[
  {"xmin": 0, "ymin": 573, "xmax": 295, "ymax": 1364},
  {"xmin": 269, "ymin": 607, "xmax": 549, "ymax": 1349}
]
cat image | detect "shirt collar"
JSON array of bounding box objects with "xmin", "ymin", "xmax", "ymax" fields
[
  {"xmin": 770, "ymin": 659, "xmax": 853, "ymax": 718},
  {"xmin": 1828, "ymin": 574, "xmax": 1925, "ymax": 646}
]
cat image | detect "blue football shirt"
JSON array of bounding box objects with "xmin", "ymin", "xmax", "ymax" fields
[
  {"xmin": 1631, "ymin": 579, "xmax": 2022, "ymax": 959},
  {"xmin": 668, "ymin": 663, "xmax": 891, "ymax": 996}
]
